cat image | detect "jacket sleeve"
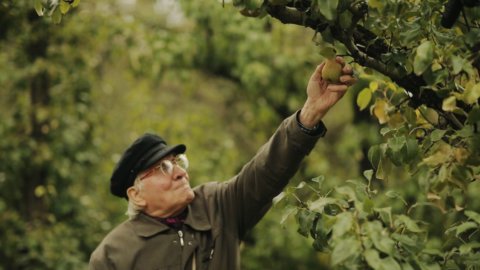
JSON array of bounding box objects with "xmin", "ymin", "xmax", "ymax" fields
[
  {"xmin": 219, "ymin": 111, "xmax": 323, "ymax": 238},
  {"xmin": 89, "ymin": 246, "xmax": 114, "ymax": 270}
]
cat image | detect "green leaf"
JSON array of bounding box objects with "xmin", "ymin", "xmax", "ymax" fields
[
  {"xmin": 364, "ymin": 249, "xmax": 382, "ymax": 269},
  {"xmin": 363, "ymin": 199, "xmax": 374, "ymax": 214},
  {"xmin": 314, "ymin": 0, "xmax": 339, "ymax": 21},
  {"xmin": 401, "ymin": 262, "xmax": 416, "ymax": 270},
  {"xmin": 332, "ymin": 212, "xmax": 353, "ymax": 238},
  {"xmin": 430, "ymin": 129, "xmax": 446, "ymax": 142},
  {"xmin": 380, "ymin": 127, "xmax": 394, "ymax": 136},
  {"xmin": 310, "ymin": 175, "xmax": 325, "ymax": 189},
  {"xmin": 72, "ymin": 0, "xmax": 81, "ymax": 7},
  {"xmin": 368, "ymin": 0, "xmax": 385, "ymax": 10},
  {"xmin": 346, "ymin": 179, "xmax": 370, "ymax": 201},
  {"xmin": 280, "ymin": 206, "xmax": 297, "ymax": 224},
  {"xmin": 311, "ymin": 213, "xmax": 336, "ymax": 240},
  {"xmin": 374, "ymin": 207, "xmax": 393, "ymax": 227},
  {"xmin": 464, "ymin": 83, "xmax": 480, "ymax": 105},
  {"xmin": 422, "ymin": 142, "xmax": 452, "ymax": 166},
  {"xmin": 35, "ymin": 0, "xmax": 44, "ymax": 16},
  {"xmin": 309, "ymin": 197, "xmax": 345, "ymax": 213},
  {"xmin": 402, "ymin": 107, "xmax": 418, "ymax": 126},
  {"xmin": 465, "ymin": 210, "xmax": 480, "ymax": 225},
  {"xmin": 368, "ymin": 145, "xmax": 382, "ymax": 170},
  {"xmin": 391, "ymin": 233, "xmax": 420, "ymax": 250},
  {"xmin": 364, "ymin": 221, "xmax": 395, "ymax": 254},
  {"xmin": 369, "ymin": 81, "xmax": 379, "ymax": 91},
  {"xmin": 404, "ymin": 137, "xmax": 419, "ymax": 161},
  {"xmin": 339, "ymin": 10, "xmax": 352, "ymax": 29},
  {"xmin": 331, "ymin": 236, "xmax": 361, "ymax": 265},
  {"xmin": 456, "ymin": 222, "xmax": 478, "ymax": 236},
  {"xmin": 295, "ymin": 181, "xmax": 306, "ymax": 189},
  {"xmin": 382, "ymin": 257, "xmax": 402, "ymax": 270},
  {"xmin": 363, "ymin": 169, "xmax": 374, "ymax": 181},
  {"xmin": 450, "ymin": 55, "xmax": 467, "ymax": 75},
  {"xmin": 422, "ymin": 248, "xmax": 443, "ymax": 257},
  {"xmin": 388, "ymin": 136, "xmax": 406, "ymax": 152},
  {"xmin": 385, "ymin": 191, "xmax": 406, "ymax": 205},
  {"xmin": 51, "ymin": 7, "xmax": 62, "ymax": 24},
  {"xmin": 60, "ymin": 1, "xmax": 71, "ymax": 14},
  {"xmin": 272, "ymin": 192, "xmax": 286, "ymax": 205},
  {"xmin": 318, "ymin": 46, "xmax": 336, "ymax": 59},
  {"xmin": 446, "ymin": 222, "xmax": 478, "ymax": 237},
  {"xmin": 417, "ymin": 262, "xmax": 442, "ymax": 270},
  {"xmin": 375, "ymin": 158, "xmax": 386, "ymax": 180},
  {"xmin": 437, "ymin": 165, "xmax": 451, "ymax": 184},
  {"xmin": 357, "ymin": 88, "xmax": 372, "ymax": 110},
  {"xmin": 419, "ymin": 107, "xmax": 439, "ymax": 125},
  {"xmin": 414, "ymin": 41, "xmax": 434, "ymax": 75},
  {"xmin": 442, "ymin": 96, "xmax": 457, "ymax": 112},
  {"xmin": 468, "ymin": 107, "xmax": 480, "ymax": 123},
  {"xmin": 336, "ymin": 186, "xmax": 357, "ymax": 201},
  {"xmin": 456, "ymin": 125, "xmax": 474, "ymax": 138},
  {"xmin": 244, "ymin": 0, "xmax": 263, "ymax": 9},
  {"xmin": 296, "ymin": 209, "xmax": 317, "ymax": 237},
  {"xmin": 395, "ymin": 215, "xmax": 423, "ymax": 232},
  {"xmin": 459, "ymin": 242, "xmax": 480, "ymax": 255}
]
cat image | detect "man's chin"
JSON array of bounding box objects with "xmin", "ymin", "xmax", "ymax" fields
[{"xmin": 185, "ymin": 191, "xmax": 195, "ymax": 203}]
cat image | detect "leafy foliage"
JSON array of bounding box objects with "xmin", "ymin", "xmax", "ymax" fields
[
  {"xmin": 34, "ymin": 0, "xmax": 81, "ymax": 24},
  {"xmin": 231, "ymin": 0, "xmax": 480, "ymax": 268},
  {"xmin": 275, "ymin": 173, "xmax": 480, "ymax": 269},
  {"xmin": 8, "ymin": 0, "xmax": 480, "ymax": 269}
]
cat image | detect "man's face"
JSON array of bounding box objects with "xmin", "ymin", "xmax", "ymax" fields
[{"xmin": 137, "ymin": 154, "xmax": 195, "ymax": 217}]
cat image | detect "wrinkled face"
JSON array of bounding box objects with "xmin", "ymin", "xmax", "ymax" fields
[{"xmin": 137, "ymin": 154, "xmax": 195, "ymax": 217}]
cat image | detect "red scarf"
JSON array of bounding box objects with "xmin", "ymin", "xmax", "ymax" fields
[{"xmin": 157, "ymin": 210, "xmax": 187, "ymax": 229}]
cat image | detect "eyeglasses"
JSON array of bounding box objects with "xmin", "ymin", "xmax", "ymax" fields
[{"xmin": 139, "ymin": 154, "xmax": 189, "ymax": 181}]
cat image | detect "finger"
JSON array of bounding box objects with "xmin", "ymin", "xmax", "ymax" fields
[
  {"xmin": 342, "ymin": 65, "xmax": 353, "ymax": 75},
  {"xmin": 327, "ymin": 84, "xmax": 348, "ymax": 93},
  {"xmin": 329, "ymin": 86, "xmax": 348, "ymax": 99},
  {"xmin": 310, "ymin": 63, "xmax": 325, "ymax": 82},
  {"xmin": 339, "ymin": 75, "xmax": 357, "ymax": 85},
  {"xmin": 335, "ymin": 56, "xmax": 345, "ymax": 66}
]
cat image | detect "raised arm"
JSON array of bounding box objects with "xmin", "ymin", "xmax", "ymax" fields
[{"xmin": 218, "ymin": 57, "xmax": 356, "ymax": 238}]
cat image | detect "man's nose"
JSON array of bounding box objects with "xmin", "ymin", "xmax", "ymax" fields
[{"xmin": 172, "ymin": 165, "xmax": 187, "ymax": 180}]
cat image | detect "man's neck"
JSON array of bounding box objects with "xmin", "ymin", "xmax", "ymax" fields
[
  {"xmin": 144, "ymin": 208, "xmax": 188, "ymax": 229},
  {"xmin": 145, "ymin": 206, "xmax": 187, "ymax": 219}
]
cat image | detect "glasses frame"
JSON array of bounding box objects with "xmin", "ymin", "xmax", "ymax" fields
[{"xmin": 138, "ymin": 154, "xmax": 188, "ymax": 181}]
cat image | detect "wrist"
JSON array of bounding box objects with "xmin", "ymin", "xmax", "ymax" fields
[
  {"xmin": 296, "ymin": 110, "xmax": 327, "ymax": 137},
  {"xmin": 299, "ymin": 100, "xmax": 327, "ymax": 128}
]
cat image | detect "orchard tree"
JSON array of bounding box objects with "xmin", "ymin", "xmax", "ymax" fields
[
  {"xmin": 35, "ymin": 0, "xmax": 480, "ymax": 269},
  {"xmin": 0, "ymin": 0, "xmax": 145, "ymax": 268},
  {"xmin": 232, "ymin": 0, "xmax": 480, "ymax": 269}
]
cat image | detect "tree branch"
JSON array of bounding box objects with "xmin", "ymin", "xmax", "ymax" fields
[{"xmin": 264, "ymin": 3, "xmax": 467, "ymax": 126}]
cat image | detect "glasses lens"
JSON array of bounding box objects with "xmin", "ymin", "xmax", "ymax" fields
[
  {"xmin": 160, "ymin": 160, "xmax": 174, "ymax": 176},
  {"xmin": 175, "ymin": 154, "xmax": 188, "ymax": 170}
]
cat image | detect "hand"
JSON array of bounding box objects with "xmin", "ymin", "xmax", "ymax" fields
[{"xmin": 299, "ymin": 57, "xmax": 356, "ymax": 127}]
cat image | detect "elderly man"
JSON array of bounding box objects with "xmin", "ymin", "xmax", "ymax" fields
[{"xmin": 89, "ymin": 57, "xmax": 356, "ymax": 270}]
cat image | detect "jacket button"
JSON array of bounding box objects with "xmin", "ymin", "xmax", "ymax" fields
[{"xmin": 187, "ymin": 241, "xmax": 192, "ymax": 246}]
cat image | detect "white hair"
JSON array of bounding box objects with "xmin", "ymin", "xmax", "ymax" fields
[{"xmin": 125, "ymin": 177, "xmax": 145, "ymax": 219}]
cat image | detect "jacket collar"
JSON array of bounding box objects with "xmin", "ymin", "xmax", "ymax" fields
[{"xmin": 130, "ymin": 188, "xmax": 212, "ymax": 238}]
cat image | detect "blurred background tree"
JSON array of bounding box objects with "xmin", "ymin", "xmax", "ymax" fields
[{"xmin": 1, "ymin": 0, "xmax": 479, "ymax": 269}]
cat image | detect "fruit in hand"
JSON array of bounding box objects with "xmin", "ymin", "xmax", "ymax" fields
[{"xmin": 321, "ymin": 58, "xmax": 342, "ymax": 83}]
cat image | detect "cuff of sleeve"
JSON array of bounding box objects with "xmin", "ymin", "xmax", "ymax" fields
[{"xmin": 295, "ymin": 110, "xmax": 327, "ymax": 137}]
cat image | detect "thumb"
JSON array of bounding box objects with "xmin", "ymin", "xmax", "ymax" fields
[{"xmin": 309, "ymin": 63, "xmax": 325, "ymax": 82}]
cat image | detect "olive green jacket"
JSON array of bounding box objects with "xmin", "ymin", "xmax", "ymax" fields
[{"xmin": 89, "ymin": 113, "xmax": 322, "ymax": 270}]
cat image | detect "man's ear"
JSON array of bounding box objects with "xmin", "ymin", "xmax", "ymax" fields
[{"xmin": 127, "ymin": 186, "xmax": 146, "ymax": 207}]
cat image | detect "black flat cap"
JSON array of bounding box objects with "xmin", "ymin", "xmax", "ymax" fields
[{"xmin": 110, "ymin": 133, "xmax": 186, "ymax": 198}]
